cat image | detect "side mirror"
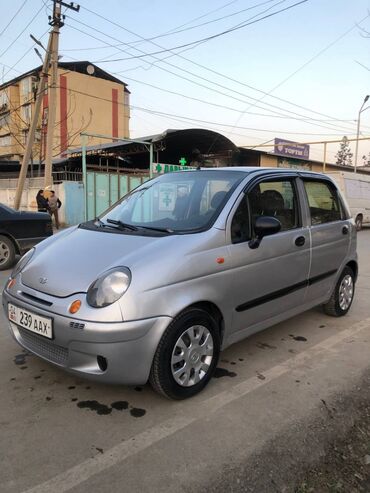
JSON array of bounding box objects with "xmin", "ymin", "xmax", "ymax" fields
[{"xmin": 248, "ymin": 216, "xmax": 281, "ymax": 249}]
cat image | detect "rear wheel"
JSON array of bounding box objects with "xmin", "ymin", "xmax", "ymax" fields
[
  {"xmin": 149, "ymin": 308, "xmax": 220, "ymax": 399},
  {"xmin": 323, "ymin": 266, "xmax": 355, "ymax": 317},
  {"xmin": 0, "ymin": 235, "xmax": 15, "ymax": 270},
  {"xmin": 355, "ymin": 215, "xmax": 363, "ymax": 231}
]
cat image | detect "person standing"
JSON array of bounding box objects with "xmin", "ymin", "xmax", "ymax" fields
[
  {"xmin": 48, "ymin": 190, "xmax": 62, "ymax": 229},
  {"xmin": 36, "ymin": 190, "xmax": 49, "ymax": 213}
]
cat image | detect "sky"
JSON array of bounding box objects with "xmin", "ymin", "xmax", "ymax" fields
[{"xmin": 0, "ymin": 0, "xmax": 370, "ymax": 164}]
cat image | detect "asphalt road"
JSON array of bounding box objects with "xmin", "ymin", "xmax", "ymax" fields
[{"xmin": 1, "ymin": 230, "xmax": 370, "ymax": 493}]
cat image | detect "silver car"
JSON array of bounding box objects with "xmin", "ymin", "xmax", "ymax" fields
[{"xmin": 3, "ymin": 168, "xmax": 357, "ymax": 399}]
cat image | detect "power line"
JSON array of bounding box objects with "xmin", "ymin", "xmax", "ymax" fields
[
  {"xmin": 69, "ymin": 3, "xmax": 360, "ymax": 135},
  {"xmin": 1, "ymin": 30, "xmax": 49, "ymax": 80},
  {"xmin": 0, "ymin": 3, "xmax": 45, "ymax": 58},
  {"xmin": 53, "ymin": 85, "xmax": 356, "ymax": 139},
  {"xmin": 91, "ymin": 1, "xmax": 308, "ymax": 62},
  {"xmin": 131, "ymin": 105, "xmax": 355, "ymax": 136},
  {"xmin": 78, "ymin": 1, "xmax": 364, "ymax": 132},
  {"xmin": 120, "ymin": 74, "xmax": 357, "ymax": 126},
  {"xmin": 63, "ymin": 21, "xmax": 357, "ymax": 135},
  {"xmin": 62, "ymin": 0, "xmax": 277, "ymax": 51},
  {"xmin": 234, "ymin": 12, "xmax": 370, "ymax": 133},
  {"xmin": 0, "ymin": 0, "xmax": 29, "ymax": 38}
]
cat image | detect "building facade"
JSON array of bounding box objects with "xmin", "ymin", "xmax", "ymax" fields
[{"xmin": 0, "ymin": 61, "xmax": 130, "ymax": 162}]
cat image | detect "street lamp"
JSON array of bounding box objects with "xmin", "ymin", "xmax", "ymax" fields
[{"xmin": 354, "ymin": 94, "xmax": 370, "ymax": 172}]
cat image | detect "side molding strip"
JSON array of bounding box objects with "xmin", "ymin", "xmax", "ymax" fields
[{"xmin": 235, "ymin": 269, "xmax": 337, "ymax": 312}]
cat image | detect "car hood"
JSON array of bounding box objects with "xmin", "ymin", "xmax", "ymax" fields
[{"xmin": 21, "ymin": 227, "xmax": 162, "ymax": 297}]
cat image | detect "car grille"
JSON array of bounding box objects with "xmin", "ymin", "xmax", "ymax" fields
[
  {"xmin": 18, "ymin": 327, "xmax": 68, "ymax": 366},
  {"xmin": 69, "ymin": 321, "xmax": 85, "ymax": 330}
]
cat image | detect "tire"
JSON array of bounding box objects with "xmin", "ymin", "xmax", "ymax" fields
[
  {"xmin": 323, "ymin": 266, "xmax": 355, "ymax": 317},
  {"xmin": 149, "ymin": 308, "xmax": 220, "ymax": 399},
  {"xmin": 355, "ymin": 215, "xmax": 363, "ymax": 232},
  {"xmin": 0, "ymin": 235, "xmax": 16, "ymax": 271}
]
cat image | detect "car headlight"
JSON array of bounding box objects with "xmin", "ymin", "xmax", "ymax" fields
[
  {"xmin": 86, "ymin": 267, "xmax": 131, "ymax": 308},
  {"xmin": 11, "ymin": 248, "xmax": 35, "ymax": 278}
]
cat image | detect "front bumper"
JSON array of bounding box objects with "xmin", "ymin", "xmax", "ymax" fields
[{"xmin": 3, "ymin": 289, "xmax": 172, "ymax": 385}]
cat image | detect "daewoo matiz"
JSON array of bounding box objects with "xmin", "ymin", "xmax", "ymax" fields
[{"xmin": 3, "ymin": 168, "xmax": 357, "ymax": 399}]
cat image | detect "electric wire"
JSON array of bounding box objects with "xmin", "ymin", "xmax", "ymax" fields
[
  {"xmin": 0, "ymin": 0, "xmax": 29, "ymax": 38},
  {"xmin": 90, "ymin": 1, "xmax": 306, "ymax": 62},
  {"xmin": 63, "ymin": 20, "xmax": 357, "ymax": 134},
  {"xmin": 50, "ymin": 85, "xmax": 357, "ymax": 138},
  {"xmin": 67, "ymin": 3, "xmax": 360, "ymax": 135},
  {"xmin": 0, "ymin": 3, "xmax": 45, "ymax": 58},
  {"xmin": 64, "ymin": 0, "xmax": 276, "ymax": 51},
  {"xmin": 77, "ymin": 1, "xmax": 364, "ymax": 132},
  {"xmin": 233, "ymin": 12, "xmax": 370, "ymax": 134}
]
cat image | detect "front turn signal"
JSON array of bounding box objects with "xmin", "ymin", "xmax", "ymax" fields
[
  {"xmin": 7, "ymin": 278, "xmax": 16, "ymax": 289},
  {"xmin": 69, "ymin": 300, "xmax": 81, "ymax": 314}
]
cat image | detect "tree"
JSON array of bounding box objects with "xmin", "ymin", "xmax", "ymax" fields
[
  {"xmin": 362, "ymin": 152, "xmax": 370, "ymax": 166},
  {"xmin": 335, "ymin": 136, "xmax": 353, "ymax": 166}
]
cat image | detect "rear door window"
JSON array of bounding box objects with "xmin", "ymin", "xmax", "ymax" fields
[{"xmin": 303, "ymin": 180, "xmax": 343, "ymax": 225}]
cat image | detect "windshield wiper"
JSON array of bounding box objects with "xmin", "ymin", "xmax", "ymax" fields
[
  {"xmin": 138, "ymin": 225, "xmax": 174, "ymax": 234},
  {"xmin": 106, "ymin": 218, "xmax": 139, "ymax": 231}
]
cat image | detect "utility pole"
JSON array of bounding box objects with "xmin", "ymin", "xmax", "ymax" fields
[
  {"xmin": 43, "ymin": 1, "xmax": 61, "ymax": 191},
  {"xmin": 14, "ymin": 35, "xmax": 52, "ymax": 210},
  {"xmin": 14, "ymin": 1, "xmax": 79, "ymax": 210},
  {"xmin": 354, "ymin": 95, "xmax": 369, "ymax": 173},
  {"xmin": 45, "ymin": 1, "xmax": 80, "ymax": 189}
]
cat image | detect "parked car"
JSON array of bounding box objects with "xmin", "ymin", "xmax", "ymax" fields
[
  {"xmin": 3, "ymin": 168, "xmax": 357, "ymax": 399},
  {"xmin": 0, "ymin": 203, "xmax": 52, "ymax": 270}
]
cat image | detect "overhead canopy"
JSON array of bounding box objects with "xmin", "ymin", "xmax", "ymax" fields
[{"xmin": 66, "ymin": 128, "xmax": 238, "ymax": 168}]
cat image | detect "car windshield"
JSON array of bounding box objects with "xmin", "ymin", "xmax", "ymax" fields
[{"xmin": 100, "ymin": 170, "xmax": 246, "ymax": 233}]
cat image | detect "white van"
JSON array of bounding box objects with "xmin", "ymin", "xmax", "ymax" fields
[{"xmin": 327, "ymin": 171, "xmax": 370, "ymax": 230}]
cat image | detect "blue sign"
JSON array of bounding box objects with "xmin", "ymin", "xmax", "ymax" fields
[{"xmin": 274, "ymin": 138, "xmax": 310, "ymax": 160}]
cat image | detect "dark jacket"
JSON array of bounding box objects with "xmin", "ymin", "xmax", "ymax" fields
[{"xmin": 36, "ymin": 194, "xmax": 49, "ymax": 212}]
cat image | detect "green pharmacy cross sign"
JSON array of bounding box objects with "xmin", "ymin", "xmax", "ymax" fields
[{"xmin": 179, "ymin": 157, "xmax": 187, "ymax": 166}]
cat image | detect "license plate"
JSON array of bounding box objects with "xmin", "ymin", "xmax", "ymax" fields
[{"xmin": 8, "ymin": 303, "xmax": 53, "ymax": 339}]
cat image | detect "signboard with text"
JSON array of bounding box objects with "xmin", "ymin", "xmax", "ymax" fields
[
  {"xmin": 152, "ymin": 163, "xmax": 195, "ymax": 174},
  {"xmin": 274, "ymin": 138, "xmax": 310, "ymax": 160}
]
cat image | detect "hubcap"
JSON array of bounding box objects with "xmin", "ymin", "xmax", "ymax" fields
[
  {"xmin": 0, "ymin": 241, "xmax": 10, "ymax": 265},
  {"xmin": 339, "ymin": 274, "xmax": 353, "ymax": 310},
  {"xmin": 171, "ymin": 325, "xmax": 214, "ymax": 387}
]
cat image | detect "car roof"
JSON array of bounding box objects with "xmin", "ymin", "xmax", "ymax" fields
[{"xmin": 187, "ymin": 167, "xmax": 328, "ymax": 179}]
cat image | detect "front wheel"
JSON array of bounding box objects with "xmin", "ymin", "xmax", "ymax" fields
[
  {"xmin": 323, "ymin": 266, "xmax": 355, "ymax": 317},
  {"xmin": 149, "ymin": 308, "xmax": 220, "ymax": 399}
]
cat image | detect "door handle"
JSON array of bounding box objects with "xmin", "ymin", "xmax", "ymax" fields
[
  {"xmin": 342, "ymin": 225, "xmax": 349, "ymax": 235},
  {"xmin": 295, "ymin": 236, "xmax": 305, "ymax": 247}
]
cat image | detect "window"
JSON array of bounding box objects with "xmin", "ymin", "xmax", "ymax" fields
[
  {"xmin": 231, "ymin": 195, "xmax": 250, "ymax": 243},
  {"xmin": 0, "ymin": 90, "xmax": 8, "ymax": 108},
  {"xmin": 231, "ymin": 179, "xmax": 298, "ymax": 244},
  {"xmin": 21, "ymin": 104, "xmax": 32, "ymax": 123},
  {"xmin": 0, "ymin": 135, "xmax": 11, "ymax": 146},
  {"xmin": 0, "ymin": 112, "xmax": 10, "ymax": 127},
  {"xmin": 20, "ymin": 77, "xmax": 32, "ymax": 97},
  {"xmin": 304, "ymin": 180, "xmax": 342, "ymax": 225}
]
